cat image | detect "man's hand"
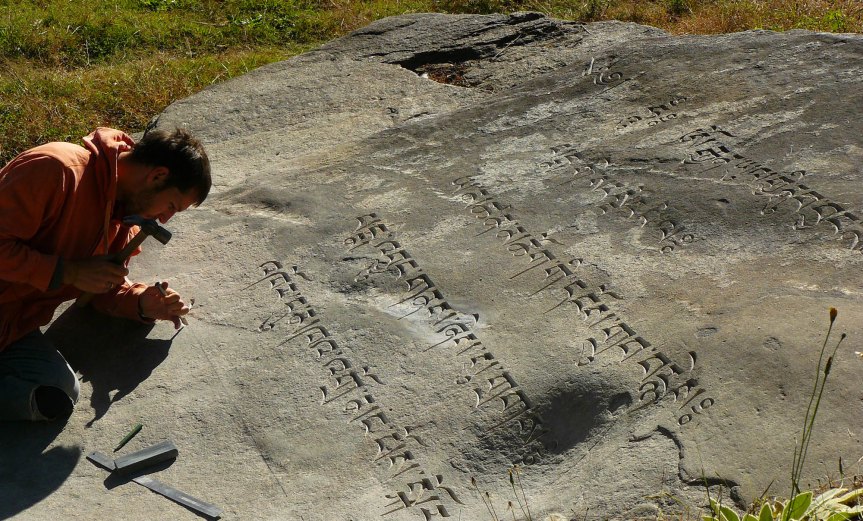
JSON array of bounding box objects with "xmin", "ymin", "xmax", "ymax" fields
[
  {"xmin": 138, "ymin": 282, "xmax": 190, "ymax": 329},
  {"xmin": 63, "ymin": 257, "xmax": 128, "ymax": 293}
]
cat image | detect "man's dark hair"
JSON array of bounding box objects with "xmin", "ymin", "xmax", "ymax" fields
[{"xmin": 130, "ymin": 127, "xmax": 211, "ymax": 205}]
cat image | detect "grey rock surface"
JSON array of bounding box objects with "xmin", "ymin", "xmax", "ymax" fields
[{"xmin": 3, "ymin": 12, "xmax": 863, "ymax": 521}]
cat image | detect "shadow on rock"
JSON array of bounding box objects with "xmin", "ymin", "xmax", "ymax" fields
[
  {"xmin": 0, "ymin": 418, "xmax": 80, "ymax": 519},
  {"xmin": 44, "ymin": 305, "xmax": 172, "ymax": 427},
  {"xmin": 103, "ymin": 458, "xmax": 176, "ymax": 490},
  {"xmin": 535, "ymin": 371, "xmax": 633, "ymax": 454}
]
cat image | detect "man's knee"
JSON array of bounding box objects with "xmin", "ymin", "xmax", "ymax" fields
[
  {"xmin": 0, "ymin": 331, "xmax": 80, "ymax": 421},
  {"xmin": 52, "ymin": 360, "xmax": 80, "ymax": 404},
  {"xmin": 32, "ymin": 361, "xmax": 79, "ymax": 421},
  {"xmin": 0, "ymin": 375, "xmax": 76, "ymax": 422},
  {"xmin": 34, "ymin": 385, "xmax": 75, "ymax": 420}
]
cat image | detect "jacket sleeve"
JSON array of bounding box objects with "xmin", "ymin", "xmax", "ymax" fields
[
  {"xmin": 91, "ymin": 280, "xmax": 151, "ymax": 322},
  {"xmin": 0, "ymin": 151, "xmax": 70, "ymax": 291},
  {"xmin": 90, "ymin": 225, "xmax": 149, "ymax": 322}
]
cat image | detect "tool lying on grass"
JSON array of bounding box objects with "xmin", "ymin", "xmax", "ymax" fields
[
  {"xmin": 77, "ymin": 215, "xmax": 173, "ymax": 307},
  {"xmin": 88, "ymin": 440, "xmax": 221, "ymax": 519}
]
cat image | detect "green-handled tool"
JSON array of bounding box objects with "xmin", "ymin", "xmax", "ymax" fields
[{"xmin": 114, "ymin": 423, "xmax": 143, "ymax": 452}]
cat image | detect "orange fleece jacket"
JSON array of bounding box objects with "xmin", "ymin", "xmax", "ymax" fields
[{"xmin": 0, "ymin": 128, "xmax": 151, "ymax": 352}]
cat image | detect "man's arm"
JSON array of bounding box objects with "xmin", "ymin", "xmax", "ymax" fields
[
  {"xmin": 0, "ymin": 151, "xmax": 70, "ymax": 290},
  {"xmin": 92, "ymin": 279, "xmax": 191, "ymax": 329},
  {"xmin": 0, "ymin": 149, "xmax": 129, "ymax": 293},
  {"xmin": 92, "ymin": 227, "xmax": 190, "ymax": 328}
]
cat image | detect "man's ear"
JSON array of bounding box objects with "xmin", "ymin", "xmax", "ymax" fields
[{"xmin": 146, "ymin": 166, "xmax": 170, "ymax": 187}]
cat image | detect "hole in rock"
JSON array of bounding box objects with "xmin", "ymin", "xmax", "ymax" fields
[
  {"xmin": 416, "ymin": 62, "xmax": 473, "ymax": 87},
  {"xmin": 534, "ymin": 374, "xmax": 633, "ymax": 454},
  {"xmin": 393, "ymin": 48, "xmax": 484, "ymax": 88},
  {"xmin": 455, "ymin": 375, "xmax": 633, "ymax": 475},
  {"xmin": 395, "ymin": 48, "xmax": 484, "ymax": 72}
]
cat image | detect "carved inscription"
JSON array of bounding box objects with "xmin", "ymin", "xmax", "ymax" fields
[
  {"xmin": 617, "ymin": 96, "xmax": 687, "ymax": 131},
  {"xmin": 451, "ymin": 177, "xmax": 715, "ymax": 426},
  {"xmin": 582, "ymin": 57, "xmax": 626, "ymax": 87},
  {"xmin": 679, "ymin": 125, "xmax": 863, "ymax": 252},
  {"xmin": 258, "ymin": 261, "xmax": 461, "ymax": 520},
  {"xmin": 589, "ymin": 174, "xmax": 696, "ymax": 253},
  {"xmin": 539, "ymin": 148, "xmax": 698, "ymax": 252},
  {"xmin": 539, "ymin": 144, "xmax": 584, "ymax": 177},
  {"xmin": 346, "ymin": 214, "xmax": 548, "ymax": 463}
]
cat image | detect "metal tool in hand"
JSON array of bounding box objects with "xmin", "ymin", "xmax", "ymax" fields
[
  {"xmin": 76, "ymin": 216, "xmax": 172, "ymax": 307},
  {"xmin": 155, "ymin": 280, "xmax": 190, "ymax": 326}
]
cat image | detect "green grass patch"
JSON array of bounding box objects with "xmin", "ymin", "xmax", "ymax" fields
[
  {"xmin": 0, "ymin": 46, "xmax": 300, "ymax": 161},
  {"xmin": 0, "ymin": 0, "xmax": 337, "ymax": 67}
]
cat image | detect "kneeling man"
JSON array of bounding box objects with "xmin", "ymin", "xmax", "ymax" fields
[{"xmin": 0, "ymin": 127, "xmax": 211, "ymax": 421}]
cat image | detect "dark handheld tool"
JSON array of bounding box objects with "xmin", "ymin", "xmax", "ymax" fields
[
  {"xmin": 114, "ymin": 440, "xmax": 178, "ymax": 474},
  {"xmin": 113, "ymin": 215, "xmax": 173, "ymax": 262},
  {"xmin": 114, "ymin": 423, "xmax": 144, "ymax": 452},
  {"xmin": 76, "ymin": 215, "xmax": 173, "ymax": 307},
  {"xmin": 87, "ymin": 442, "xmax": 222, "ymax": 519}
]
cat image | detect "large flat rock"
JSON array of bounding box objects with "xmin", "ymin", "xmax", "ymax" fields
[{"xmin": 4, "ymin": 13, "xmax": 863, "ymax": 521}]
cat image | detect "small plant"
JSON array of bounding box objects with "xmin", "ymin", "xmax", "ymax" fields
[
  {"xmin": 790, "ymin": 308, "xmax": 845, "ymax": 499},
  {"xmin": 704, "ymin": 308, "xmax": 859, "ymax": 521},
  {"xmin": 471, "ymin": 476, "xmax": 500, "ymax": 520},
  {"xmin": 667, "ymin": 0, "xmax": 689, "ymax": 18},
  {"xmin": 823, "ymin": 10, "xmax": 849, "ymax": 33},
  {"xmin": 582, "ymin": 0, "xmax": 607, "ymax": 21},
  {"xmin": 509, "ymin": 465, "xmax": 533, "ymax": 521},
  {"xmin": 471, "ymin": 466, "xmax": 534, "ymax": 521},
  {"xmin": 706, "ymin": 486, "xmax": 863, "ymax": 521}
]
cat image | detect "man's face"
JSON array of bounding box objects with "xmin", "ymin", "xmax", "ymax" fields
[{"xmin": 125, "ymin": 184, "xmax": 198, "ymax": 224}]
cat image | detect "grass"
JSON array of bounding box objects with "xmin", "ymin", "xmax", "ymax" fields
[
  {"xmin": 1, "ymin": 0, "xmax": 863, "ymax": 163},
  {"xmin": 0, "ymin": 46, "xmax": 296, "ymax": 160}
]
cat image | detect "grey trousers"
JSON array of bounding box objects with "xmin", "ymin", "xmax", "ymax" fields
[{"xmin": 0, "ymin": 330, "xmax": 80, "ymax": 421}]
